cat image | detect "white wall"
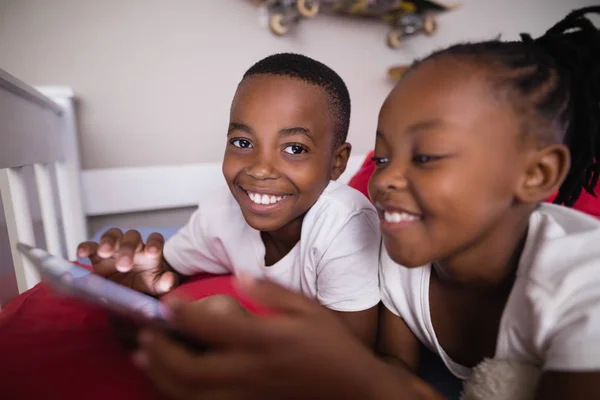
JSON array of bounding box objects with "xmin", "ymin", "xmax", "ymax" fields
[
  {"xmin": 1, "ymin": 0, "xmax": 597, "ymax": 231},
  {"xmin": 2, "ymin": 0, "xmax": 598, "ymax": 170}
]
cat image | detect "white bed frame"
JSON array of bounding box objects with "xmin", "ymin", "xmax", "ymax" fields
[
  {"xmin": 0, "ymin": 68, "xmax": 367, "ymax": 309},
  {"xmin": 0, "ymin": 70, "xmax": 87, "ymax": 308}
]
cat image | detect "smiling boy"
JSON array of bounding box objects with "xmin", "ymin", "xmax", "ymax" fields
[{"xmin": 79, "ymin": 53, "xmax": 381, "ymax": 344}]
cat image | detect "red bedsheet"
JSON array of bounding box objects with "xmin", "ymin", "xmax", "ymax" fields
[{"xmin": 0, "ymin": 272, "xmax": 268, "ymax": 400}]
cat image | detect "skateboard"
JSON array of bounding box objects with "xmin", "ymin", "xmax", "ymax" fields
[{"xmin": 252, "ymin": 1, "xmax": 460, "ymax": 48}]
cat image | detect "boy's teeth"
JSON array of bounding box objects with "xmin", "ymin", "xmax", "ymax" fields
[
  {"xmin": 248, "ymin": 192, "xmax": 284, "ymax": 205},
  {"xmin": 384, "ymin": 211, "xmax": 419, "ymax": 223}
]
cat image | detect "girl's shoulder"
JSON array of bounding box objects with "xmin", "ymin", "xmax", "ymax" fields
[{"xmin": 518, "ymin": 203, "xmax": 600, "ymax": 298}]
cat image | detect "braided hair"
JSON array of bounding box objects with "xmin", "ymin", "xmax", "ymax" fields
[{"xmin": 408, "ymin": 6, "xmax": 600, "ymax": 207}]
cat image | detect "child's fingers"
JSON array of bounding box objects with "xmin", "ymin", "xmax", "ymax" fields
[
  {"xmin": 234, "ymin": 274, "xmax": 319, "ymax": 315},
  {"xmin": 144, "ymin": 232, "xmax": 165, "ymax": 258},
  {"xmin": 77, "ymin": 242, "xmax": 106, "ymax": 266},
  {"xmin": 165, "ymin": 297, "xmax": 278, "ymax": 348},
  {"xmin": 137, "ymin": 330, "xmax": 256, "ymax": 386},
  {"xmin": 139, "ymin": 353, "xmax": 243, "ymax": 400},
  {"xmin": 153, "ymin": 270, "xmax": 179, "ymax": 295},
  {"xmin": 76, "ymin": 241, "xmax": 98, "ymax": 258},
  {"xmin": 134, "ymin": 350, "xmax": 190, "ymax": 400},
  {"xmin": 115, "ymin": 230, "xmax": 142, "ymax": 272},
  {"xmin": 97, "ymin": 228, "xmax": 123, "ymax": 258}
]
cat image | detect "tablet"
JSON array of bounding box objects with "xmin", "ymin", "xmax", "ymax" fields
[{"xmin": 16, "ymin": 242, "xmax": 204, "ymax": 351}]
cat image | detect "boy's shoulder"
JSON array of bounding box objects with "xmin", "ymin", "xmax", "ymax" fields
[
  {"xmin": 520, "ymin": 203, "xmax": 600, "ymax": 294},
  {"xmin": 311, "ymin": 180, "xmax": 377, "ymax": 217},
  {"xmin": 300, "ymin": 181, "xmax": 379, "ymax": 248}
]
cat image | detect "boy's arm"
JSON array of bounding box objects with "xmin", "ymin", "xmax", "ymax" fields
[
  {"xmin": 314, "ymin": 212, "xmax": 381, "ymax": 346},
  {"xmin": 162, "ymin": 208, "xmax": 231, "ymax": 277},
  {"xmin": 332, "ymin": 306, "xmax": 379, "ymax": 347}
]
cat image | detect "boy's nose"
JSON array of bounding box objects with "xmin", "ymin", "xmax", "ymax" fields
[{"xmin": 245, "ymin": 157, "xmax": 279, "ymax": 180}]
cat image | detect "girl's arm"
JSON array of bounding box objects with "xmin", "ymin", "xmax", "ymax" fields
[
  {"xmin": 136, "ymin": 277, "xmax": 445, "ymax": 400},
  {"xmin": 528, "ymin": 257, "xmax": 600, "ymax": 399},
  {"xmin": 535, "ymin": 372, "xmax": 600, "ymax": 399},
  {"xmin": 377, "ymin": 305, "xmax": 422, "ymax": 373}
]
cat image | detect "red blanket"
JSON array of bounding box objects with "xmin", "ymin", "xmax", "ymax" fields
[{"xmin": 0, "ymin": 273, "xmax": 267, "ymax": 400}]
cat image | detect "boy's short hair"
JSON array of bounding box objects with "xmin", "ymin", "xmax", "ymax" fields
[{"xmin": 242, "ymin": 53, "xmax": 351, "ymax": 147}]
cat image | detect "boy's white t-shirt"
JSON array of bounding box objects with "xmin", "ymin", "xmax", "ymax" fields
[
  {"xmin": 164, "ymin": 180, "xmax": 381, "ymax": 312},
  {"xmin": 380, "ymin": 203, "xmax": 600, "ymax": 379}
]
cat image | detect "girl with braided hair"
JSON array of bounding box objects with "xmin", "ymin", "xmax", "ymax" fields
[
  {"xmin": 350, "ymin": 6, "xmax": 600, "ymax": 217},
  {"xmin": 375, "ymin": 6, "xmax": 600, "ymax": 399}
]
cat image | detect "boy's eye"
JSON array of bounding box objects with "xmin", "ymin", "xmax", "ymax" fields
[
  {"xmin": 230, "ymin": 139, "xmax": 253, "ymax": 149},
  {"xmin": 283, "ymin": 144, "xmax": 308, "ymax": 155},
  {"xmin": 371, "ymin": 156, "xmax": 389, "ymax": 166}
]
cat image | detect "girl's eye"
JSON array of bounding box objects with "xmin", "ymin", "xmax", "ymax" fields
[
  {"xmin": 230, "ymin": 139, "xmax": 253, "ymax": 149},
  {"xmin": 371, "ymin": 156, "xmax": 389, "ymax": 166},
  {"xmin": 283, "ymin": 144, "xmax": 308, "ymax": 155},
  {"xmin": 412, "ymin": 154, "xmax": 439, "ymax": 164}
]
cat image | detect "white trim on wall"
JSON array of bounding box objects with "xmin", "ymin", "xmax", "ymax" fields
[{"xmin": 81, "ymin": 153, "xmax": 368, "ymax": 216}]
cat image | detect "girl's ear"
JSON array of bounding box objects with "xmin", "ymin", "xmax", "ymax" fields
[
  {"xmin": 330, "ymin": 143, "xmax": 352, "ymax": 180},
  {"xmin": 515, "ymin": 143, "xmax": 570, "ymax": 204}
]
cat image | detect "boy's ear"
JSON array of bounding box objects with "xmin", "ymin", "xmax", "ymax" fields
[
  {"xmin": 515, "ymin": 143, "xmax": 570, "ymax": 204},
  {"xmin": 330, "ymin": 142, "xmax": 352, "ymax": 181}
]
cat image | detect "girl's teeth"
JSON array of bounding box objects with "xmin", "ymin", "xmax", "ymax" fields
[
  {"xmin": 384, "ymin": 211, "xmax": 419, "ymax": 223},
  {"xmin": 248, "ymin": 192, "xmax": 285, "ymax": 205}
]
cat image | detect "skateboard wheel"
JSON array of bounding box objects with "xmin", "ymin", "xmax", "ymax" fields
[
  {"xmin": 296, "ymin": 0, "xmax": 319, "ymax": 18},
  {"xmin": 387, "ymin": 29, "xmax": 403, "ymax": 49},
  {"xmin": 424, "ymin": 15, "xmax": 438, "ymax": 35},
  {"xmin": 388, "ymin": 65, "xmax": 409, "ymax": 80},
  {"xmin": 269, "ymin": 13, "xmax": 289, "ymax": 36}
]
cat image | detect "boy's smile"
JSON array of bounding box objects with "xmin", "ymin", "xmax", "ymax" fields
[
  {"xmin": 237, "ymin": 185, "xmax": 293, "ymax": 215},
  {"xmin": 222, "ymin": 74, "xmax": 343, "ymax": 237}
]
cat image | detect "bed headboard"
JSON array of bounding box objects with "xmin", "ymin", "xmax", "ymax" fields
[{"xmin": 0, "ymin": 69, "xmax": 87, "ymax": 308}]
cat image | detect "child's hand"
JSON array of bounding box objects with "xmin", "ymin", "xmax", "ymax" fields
[
  {"xmin": 133, "ymin": 277, "xmax": 437, "ymax": 400},
  {"xmin": 107, "ymin": 313, "xmax": 142, "ymax": 350},
  {"xmin": 77, "ymin": 228, "xmax": 178, "ymax": 296}
]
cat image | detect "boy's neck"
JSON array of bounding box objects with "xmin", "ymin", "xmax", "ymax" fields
[
  {"xmin": 434, "ymin": 206, "xmax": 533, "ymax": 290},
  {"xmin": 260, "ymin": 216, "xmax": 305, "ymax": 266}
]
